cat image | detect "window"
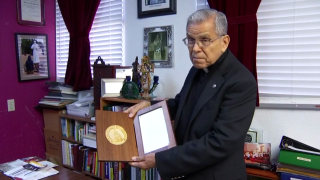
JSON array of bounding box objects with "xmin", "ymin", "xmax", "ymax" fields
[
  {"xmin": 257, "ymin": 0, "xmax": 320, "ymax": 107},
  {"xmin": 55, "ymin": 0, "xmax": 124, "ymax": 80}
]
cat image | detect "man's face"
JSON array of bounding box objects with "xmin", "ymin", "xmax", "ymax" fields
[{"xmin": 187, "ymin": 18, "xmax": 230, "ymax": 69}]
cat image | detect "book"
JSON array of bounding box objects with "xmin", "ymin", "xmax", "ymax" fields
[
  {"xmin": 0, "ymin": 156, "xmax": 58, "ymax": 180},
  {"xmin": 83, "ymin": 134, "xmax": 97, "ymax": 149}
]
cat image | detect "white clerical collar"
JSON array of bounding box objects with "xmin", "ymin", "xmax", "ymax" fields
[{"xmin": 203, "ymin": 68, "xmax": 209, "ymax": 73}]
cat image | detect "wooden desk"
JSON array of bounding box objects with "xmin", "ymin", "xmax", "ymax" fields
[
  {"xmin": 0, "ymin": 166, "xmax": 95, "ymax": 180},
  {"xmin": 247, "ymin": 167, "xmax": 280, "ymax": 180}
]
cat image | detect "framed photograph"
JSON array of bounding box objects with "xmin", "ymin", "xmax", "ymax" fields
[
  {"xmin": 138, "ymin": 0, "xmax": 176, "ymax": 19},
  {"xmin": 114, "ymin": 66, "xmax": 133, "ymax": 78},
  {"xmin": 144, "ymin": 25, "xmax": 173, "ymax": 68},
  {"xmin": 101, "ymin": 78, "xmax": 125, "ymax": 97},
  {"xmin": 17, "ymin": 0, "xmax": 45, "ymax": 26},
  {"xmin": 14, "ymin": 33, "xmax": 50, "ymax": 82},
  {"xmin": 245, "ymin": 130, "xmax": 258, "ymax": 143}
]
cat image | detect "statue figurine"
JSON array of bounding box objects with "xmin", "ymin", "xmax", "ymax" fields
[
  {"xmin": 137, "ymin": 56, "xmax": 154, "ymax": 99},
  {"xmin": 132, "ymin": 56, "xmax": 139, "ymax": 85}
]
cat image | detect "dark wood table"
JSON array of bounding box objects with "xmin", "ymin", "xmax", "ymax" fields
[
  {"xmin": 247, "ymin": 167, "xmax": 280, "ymax": 180},
  {"xmin": 0, "ymin": 166, "xmax": 95, "ymax": 180}
]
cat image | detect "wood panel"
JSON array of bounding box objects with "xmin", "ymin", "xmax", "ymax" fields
[
  {"xmin": 246, "ymin": 167, "xmax": 280, "ymax": 180},
  {"xmin": 96, "ymin": 110, "xmax": 138, "ymax": 161}
]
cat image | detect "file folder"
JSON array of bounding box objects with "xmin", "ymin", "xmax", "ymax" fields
[{"xmin": 278, "ymin": 136, "xmax": 320, "ymax": 170}]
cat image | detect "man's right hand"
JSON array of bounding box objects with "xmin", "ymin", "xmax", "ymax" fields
[{"xmin": 123, "ymin": 101, "xmax": 151, "ymax": 118}]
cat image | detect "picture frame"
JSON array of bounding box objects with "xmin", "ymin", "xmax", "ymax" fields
[
  {"xmin": 14, "ymin": 33, "xmax": 50, "ymax": 82},
  {"xmin": 17, "ymin": 0, "xmax": 45, "ymax": 26},
  {"xmin": 114, "ymin": 66, "xmax": 133, "ymax": 78},
  {"xmin": 144, "ymin": 25, "xmax": 173, "ymax": 68},
  {"xmin": 245, "ymin": 130, "xmax": 258, "ymax": 143},
  {"xmin": 134, "ymin": 101, "xmax": 176, "ymax": 157},
  {"xmin": 101, "ymin": 78, "xmax": 125, "ymax": 97},
  {"xmin": 138, "ymin": 0, "xmax": 176, "ymax": 19}
]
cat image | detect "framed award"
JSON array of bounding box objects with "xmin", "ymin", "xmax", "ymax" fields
[
  {"xmin": 95, "ymin": 100, "xmax": 176, "ymax": 162},
  {"xmin": 17, "ymin": 0, "xmax": 45, "ymax": 26}
]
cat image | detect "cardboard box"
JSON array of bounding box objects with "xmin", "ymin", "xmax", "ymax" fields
[
  {"xmin": 44, "ymin": 128, "xmax": 62, "ymax": 157},
  {"xmin": 45, "ymin": 152, "xmax": 62, "ymax": 166},
  {"xmin": 43, "ymin": 109, "xmax": 65, "ymax": 131}
]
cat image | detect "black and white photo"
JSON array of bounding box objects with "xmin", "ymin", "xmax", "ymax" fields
[{"xmin": 138, "ymin": 0, "xmax": 176, "ymax": 18}]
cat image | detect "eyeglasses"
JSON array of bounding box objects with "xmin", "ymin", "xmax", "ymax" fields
[{"xmin": 182, "ymin": 36, "xmax": 223, "ymax": 47}]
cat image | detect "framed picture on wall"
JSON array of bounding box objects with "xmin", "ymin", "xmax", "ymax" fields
[
  {"xmin": 114, "ymin": 66, "xmax": 133, "ymax": 78},
  {"xmin": 138, "ymin": 0, "xmax": 177, "ymax": 19},
  {"xmin": 14, "ymin": 33, "xmax": 50, "ymax": 82},
  {"xmin": 17, "ymin": 0, "xmax": 45, "ymax": 26},
  {"xmin": 144, "ymin": 25, "xmax": 173, "ymax": 68}
]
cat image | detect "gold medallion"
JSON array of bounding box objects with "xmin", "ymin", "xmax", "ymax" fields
[{"xmin": 105, "ymin": 125, "xmax": 127, "ymax": 145}]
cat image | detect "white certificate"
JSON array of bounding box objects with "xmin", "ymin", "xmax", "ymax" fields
[
  {"xmin": 21, "ymin": 0, "xmax": 42, "ymax": 22},
  {"xmin": 139, "ymin": 107, "xmax": 170, "ymax": 154}
]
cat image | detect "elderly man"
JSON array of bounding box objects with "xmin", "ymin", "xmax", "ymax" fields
[{"xmin": 125, "ymin": 9, "xmax": 257, "ymax": 180}]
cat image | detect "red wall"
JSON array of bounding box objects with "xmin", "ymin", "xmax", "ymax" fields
[{"xmin": 0, "ymin": 0, "xmax": 56, "ymax": 163}]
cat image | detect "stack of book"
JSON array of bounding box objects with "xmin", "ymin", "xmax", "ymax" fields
[
  {"xmin": 276, "ymin": 136, "xmax": 320, "ymax": 179},
  {"xmin": 82, "ymin": 124, "xmax": 96, "ymax": 149},
  {"xmin": 38, "ymin": 82, "xmax": 78, "ymax": 108}
]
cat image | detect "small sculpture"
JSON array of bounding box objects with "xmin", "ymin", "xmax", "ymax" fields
[
  {"xmin": 121, "ymin": 76, "xmax": 139, "ymax": 99},
  {"xmin": 132, "ymin": 56, "xmax": 139, "ymax": 85},
  {"xmin": 137, "ymin": 56, "xmax": 154, "ymax": 99}
]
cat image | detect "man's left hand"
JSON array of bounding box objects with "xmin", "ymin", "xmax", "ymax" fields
[{"xmin": 130, "ymin": 153, "xmax": 156, "ymax": 170}]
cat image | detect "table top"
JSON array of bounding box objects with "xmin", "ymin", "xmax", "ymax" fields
[
  {"xmin": 0, "ymin": 166, "xmax": 95, "ymax": 180},
  {"xmin": 246, "ymin": 167, "xmax": 280, "ymax": 180}
]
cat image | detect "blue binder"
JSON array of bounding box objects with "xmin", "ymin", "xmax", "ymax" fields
[{"xmin": 281, "ymin": 172, "xmax": 320, "ymax": 180}]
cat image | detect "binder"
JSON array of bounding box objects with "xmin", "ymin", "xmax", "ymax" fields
[
  {"xmin": 277, "ymin": 163, "xmax": 320, "ymax": 179},
  {"xmin": 278, "ymin": 136, "xmax": 320, "ymax": 170},
  {"xmin": 280, "ymin": 172, "xmax": 320, "ymax": 180}
]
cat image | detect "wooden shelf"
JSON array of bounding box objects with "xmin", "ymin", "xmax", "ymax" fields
[
  {"xmin": 63, "ymin": 164, "xmax": 102, "ymax": 179},
  {"xmin": 82, "ymin": 171, "xmax": 102, "ymax": 179},
  {"xmin": 63, "ymin": 164, "xmax": 74, "ymax": 170},
  {"xmin": 62, "ymin": 136, "xmax": 82, "ymax": 144},
  {"xmin": 246, "ymin": 167, "xmax": 280, "ymax": 180},
  {"xmin": 60, "ymin": 114, "xmax": 95, "ymax": 123},
  {"xmin": 101, "ymin": 97, "xmax": 145, "ymax": 104}
]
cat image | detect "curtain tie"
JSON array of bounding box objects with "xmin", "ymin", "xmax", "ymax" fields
[
  {"xmin": 70, "ymin": 31, "xmax": 89, "ymax": 38},
  {"xmin": 228, "ymin": 14, "xmax": 257, "ymax": 25}
]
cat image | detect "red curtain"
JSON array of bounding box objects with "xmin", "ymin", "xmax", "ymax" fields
[
  {"xmin": 208, "ymin": 0, "xmax": 261, "ymax": 106},
  {"xmin": 57, "ymin": 0, "xmax": 100, "ymax": 91}
]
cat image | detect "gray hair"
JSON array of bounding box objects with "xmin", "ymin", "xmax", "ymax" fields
[{"xmin": 186, "ymin": 9, "xmax": 228, "ymax": 36}]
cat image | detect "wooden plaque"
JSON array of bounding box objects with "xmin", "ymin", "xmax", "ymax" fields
[
  {"xmin": 96, "ymin": 101, "xmax": 176, "ymax": 162},
  {"xmin": 96, "ymin": 111, "xmax": 138, "ymax": 162}
]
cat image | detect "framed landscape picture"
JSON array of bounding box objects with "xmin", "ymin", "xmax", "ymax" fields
[
  {"xmin": 138, "ymin": 0, "xmax": 176, "ymax": 19},
  {"xmin": 14, "ymin": 33, "xmax": 50, "ymax": 82},
  {"xmin": 143, "ymin": 25, "xmax": 173, "ymax": 68}
]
